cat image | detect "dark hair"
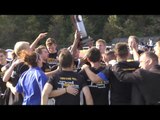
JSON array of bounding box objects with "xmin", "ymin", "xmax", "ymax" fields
[
  {"xmin": 86, "ymin": 47, "xmax": 101, "ymax": 62},
  {"xmin": 46, "ymin": 38, "xmax": 56, "ymax": 46},
  {"xmin": 57, "ymin": 48, "xmax": 69, "ymax": 57},
  {"xmin": 114, "ymin": 42, "xmax": 129, "ymax": 58},
  {"xmin": 59, "ymin": 50, "xmax": 73, "ymax": 68},
  {"xmin": 0, "ymin": 48, "xmax": 7, "ymax": 56},
  {"xmin": 24, "ymin": 52, "xmax": 40, "ymax": 67},
  {"xmin": 128, "ymin": 36, "xmax": 139, "ymax": 44},
  {"xmin": 35, "ymin": 45, "xmax": 47, "ymax": 54},
  {"xmin": 105, "ymin": 50, "xmax": 116, "ymax": 60}
]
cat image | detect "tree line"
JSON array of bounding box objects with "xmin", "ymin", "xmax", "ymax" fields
[{"xmin": 0, "ymin": 15, "xmax": 160, "ymax": 49}]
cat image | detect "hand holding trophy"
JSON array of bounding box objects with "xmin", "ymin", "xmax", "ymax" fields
[{"xmin": 71, "ymin": 15, "xmax": 92, "ymax": 48}]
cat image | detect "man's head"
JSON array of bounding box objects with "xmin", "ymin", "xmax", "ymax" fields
[
  {"xmin": 86, "ymin": 47, "xmax": 101, "ymax": 63},
  {"xmin": 0, "ymin": 48, "xmax": 7, "ymax": 65},
  {"xmin": 96, "ymin": 39, "xmax": 106, "ymax": 54},
  {"xmin": 46, "ymin": 38, "xmax": 57, "ymax": 53},
  {"xmin": 139, "ymin": 51, "xmax": 158, "ymax": 70},
  {"xmin": 114, "ymin": 42, "xmax": 129, "ymax": 60},
  {"xmin": 59, "ymin": 50, "xmax": 74, "ymax": 68},
  {"xmin": 103, "ymin": 50, "xmax": 116, "ymax": 64},
  {"xmin": 35, "ymin": 45, "xmax": 49, "ymax": 62},
  {"xmin": 128, "ymin": 35, "xmax": 139, "ymax": 51}
]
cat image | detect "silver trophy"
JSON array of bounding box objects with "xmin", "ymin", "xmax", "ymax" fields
[{"xmin": 73, "ymin": 15, "xmax": 91, "ymax": 47}]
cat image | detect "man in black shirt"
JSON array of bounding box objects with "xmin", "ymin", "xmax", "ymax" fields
[
  {"xmin": 41, "ymin": 50, "xmax": 93, "ymax": 105},
  {"xmin": 46, "ymin": 38, "xmax": 58, "ymax": 69},
  {"xmin": 112, "ymin": 51, "xmax": 160, "ymax": 105},
  {"xmin": 82, "ymin": 42, "xmax": 139, "ymax": 105},
  {"xmin": 79, "ymin": 47, "xmax": 109, "ymax": 105}
]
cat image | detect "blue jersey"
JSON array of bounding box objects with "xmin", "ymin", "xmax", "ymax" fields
[{"xmin": 16, "ymin": 67, "xmax": 48, "ymax": 105}]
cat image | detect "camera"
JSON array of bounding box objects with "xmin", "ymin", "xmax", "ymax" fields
[{"xmin": 73, "ymin": 15, "xmax": 91, "ymax": 47}]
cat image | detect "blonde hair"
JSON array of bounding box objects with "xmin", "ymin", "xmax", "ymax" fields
[
  {"xmin": 156, "ymin": 41, "xmax": 160, "ymax": 57},
  {"xmin": 14, "ymin": 41, "xmax": 30, "ymax": 57},
  {"xmin": 96, "ymin": 39, "xmax": 106, "ymax": 46},
  {"xmin": 128, "ymin": 36, "xmax": 139, "ymax": 44}
]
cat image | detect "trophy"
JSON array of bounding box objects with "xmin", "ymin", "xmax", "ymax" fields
[{"xmin": 71, "ymin": 15, "xmax": 91, "ymax": 47}]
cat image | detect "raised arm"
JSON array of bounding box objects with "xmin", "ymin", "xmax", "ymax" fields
[
  {"xmin": 131, "ymin": 41, "xmax": 140, "ymax": 61},
  {"xmin": 30, "ymin": 32, "xmax": 47, "ymax": 51},
  {"xmin": 70, "ymin": 30, "xmax": 80, "ymax": 57}
]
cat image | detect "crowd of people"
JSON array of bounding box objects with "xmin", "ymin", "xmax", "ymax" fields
[{"xmin": 0, "ymin": 30, "xmax": 160, "ymax": 105}]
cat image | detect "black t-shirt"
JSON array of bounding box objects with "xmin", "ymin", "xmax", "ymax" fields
[
  {"xmin": 107, "ymin": 61, "xmax": 139, "ymax": 105},
  {"xmin": 47, "ymin": 52, "xmax": 58, "ymax": 69},
  {"xmin": 10, "ymin": 62, "xmax": 29, "ymax": 86},
  {"xmin": 41, "ymin": 62, "xmax": 51, "ymax": 72},
  {"xmin": 8, "ymin": 62, "xmax": 29, "ymax": 105},
  {"xmin": 79, "ymin": 66, "xmax": 109, "ymax": 105},
  {"xmin": 48, "ymin": 71, "xmax": 87, "ymax": 105},
  {"xmin": 0, "ymin": 64, "xmax": 7, "ymax": 93}
]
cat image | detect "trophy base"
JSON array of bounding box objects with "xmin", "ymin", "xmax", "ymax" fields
[{"xmin": 81, "ymin": 36, "xmax": 92, "ymax": 47}]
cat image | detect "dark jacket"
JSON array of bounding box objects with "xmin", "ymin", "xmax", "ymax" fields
[
  {"xmin": 108, "ymin": 61, "xmax": 139, "ymax": 105},
  {"xmin": 113, "ymin": 65, "xmax": 160, "ymax": 105}
]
